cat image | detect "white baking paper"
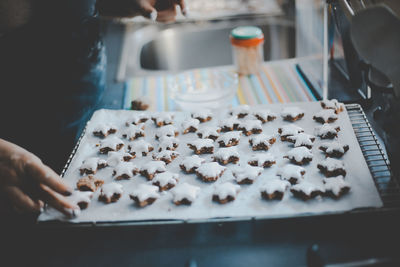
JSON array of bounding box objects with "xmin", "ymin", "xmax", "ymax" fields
[{"xmin": 39, "ymin": 102, "xmax": 383, "ymax": 223}]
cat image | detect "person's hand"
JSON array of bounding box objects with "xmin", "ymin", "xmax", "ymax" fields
[
  {"xmin": 0, "ymin": 138, "xmax": 79, "ymax": 217},
  {"xmin": 154, "ymin": 0, "xmax": 186, "ymax": 23},
  {"xmin": 96, "ymin": 0, "xmax": 186, "ymax": 23}
]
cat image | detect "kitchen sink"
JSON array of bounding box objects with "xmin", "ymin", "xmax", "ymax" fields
[{"xmin": 118, "ymin": 17, "xmax": 295, "ymax": 80}]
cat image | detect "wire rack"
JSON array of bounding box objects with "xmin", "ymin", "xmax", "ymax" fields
[
  {"xmin": 61, "ymin": 127, "xmax": 86, "ymax": 179},
  {"xmin": 346, "ymin": 104, "xmax": 400, "ymax": 209},
  {"xmin": 57, "ymin": 104, "xmax": 400, "ymax": 227}
]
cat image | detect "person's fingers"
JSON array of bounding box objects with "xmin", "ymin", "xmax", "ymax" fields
[
  {"xmin": 38, "ymin": 200, "xmax": 45, "ymax": 212},
  {"xmin": 39, "ymin": 184, "xmax": 79, "ymax": 217},
  {"xmin": 138, "ymin": 0, "xmax": 157, "ymax": 19},
  {"xmin": 175, "ymin": 0, "xmax": 187, "ymax": 15},
  {"xmin": 3, "ymin": 186, "xmax": 41, "ymax": 214},
  {"xmin": 25, "ymin": 158, "xmax": 72, "ymax": 196}
]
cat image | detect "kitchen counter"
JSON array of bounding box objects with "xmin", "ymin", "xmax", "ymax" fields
[{"xmin": 2, "ymin": 211, "xmax": 400, "ymax": 266}]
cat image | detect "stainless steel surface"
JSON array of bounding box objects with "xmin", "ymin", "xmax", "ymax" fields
[
  {"xmin": 52, "ymin": 104, "xmax": 398, "ymax": 227},
  {"xmin": 181, "ymin": 0, "xmax": 283, "ymax": 20},
  {"xmin": 118, "ymin": 17, "xmax": 295, "ymax": 80},
  {"xmin": 350, "ymin": 5, "xmax": 400, "ymax": 97},
  {"xmin": 325, "ymin": 258, "xmax": 396, "ymax": 267}
]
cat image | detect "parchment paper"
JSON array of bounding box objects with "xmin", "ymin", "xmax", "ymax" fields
[{"xmin": 39, "ymin": 102, "xmax": 383, "ymax": 223}]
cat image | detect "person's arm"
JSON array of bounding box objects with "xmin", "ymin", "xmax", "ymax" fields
[
  {"xmin": 0, "ymin": 138, "xmax": 79, "ymax": 216},
  {"xmin": 96, "ymin": 0, "xmax": 186, "ymax": 22}
]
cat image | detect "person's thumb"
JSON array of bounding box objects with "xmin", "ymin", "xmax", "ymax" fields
[{"xmin": 138, "ymin": 0, "xmax": 157, "ymax": 20}]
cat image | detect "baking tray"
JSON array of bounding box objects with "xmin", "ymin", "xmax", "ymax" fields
[{"xmin": 39, "ymin": 104, "xmax": 399, "ymax": 227}]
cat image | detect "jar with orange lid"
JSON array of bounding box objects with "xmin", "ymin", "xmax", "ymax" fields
[{"xmin": 230, "ymin": 26, "xmax": 264, "ymax": 75}]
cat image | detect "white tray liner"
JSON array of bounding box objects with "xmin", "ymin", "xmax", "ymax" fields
[{"xmin": 39, "ymin": 102, "xmax": 383, "ymax": 223}]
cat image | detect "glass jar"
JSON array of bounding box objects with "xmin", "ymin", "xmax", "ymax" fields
[{"xmin": 230, "ymin": 26, "xmax": 264, "ymax": 75}]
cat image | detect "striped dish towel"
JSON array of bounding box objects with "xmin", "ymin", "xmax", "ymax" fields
[{"xmin": 124, "ymin": 59, "xmax": 319, "ymax": 111}]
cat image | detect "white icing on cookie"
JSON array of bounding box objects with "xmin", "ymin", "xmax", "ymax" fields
[
  {"xmin": 287, "ymin": 133, "xmax": 315, "ymax": 148},
  {"xmin": 93, "ymin": 123, "xmax": 117, "ymax": 136},
  {"xmin": 321, "ymin": 99, "xmax": 344, "ymax": 112},
  {"xmin": 153, "ymin": 150, "xmax": 179, "ymax": 162},
  {"xmin": 315, "ymin": 123, "xmax": 340, "ymax": 137},
  {"xmin": 158, "ymin": 136, "xmax": 179, "ymax": 151},
  {"xmin": 141, "ymin": 160, "xmax": 167, "ymax": 174},
  {"xmin": 238, "ymin": 119, "xmax": 263, "ymax": 131},
  {"xmin": 188, "ymin": 139, "xmax": 214, "ymax": 150},
  {"xmin": 314, "ymin": 109, "xmax": 338, "ymax": 122},
  {"xmin": 171, "ymin": 183, "xmax": 201, "ymax": 203},
  {"xmin": 68, "ymin": 191, "xmax": 93, "ymax": 207},
  {"xmin": 180, "ymin": 155, "xmax": 205, "ymax": 170},
  {"xmin": 128, "ymin": 140, "xmax": 153, "ymax": 156},
  {"xmin": 100, "ymin": 182, "xmax": 123, "ymax": 199},
  {"xmin": 214, "ymin": 147, "xmax": 240, "ymax": 161},
  {"xmin": 248, "ymin": 153, "xmax": 275, "ymax": 166},
  {"xmin": 279, "ymin": 125, "xmax": 304, "ymax": 137},
  {"xmin": 217, "ymin": 131, "xmax": 242, "ymax": 144},
  {"xmin": 155, "ymin": 125, "xmax": 178, "ymax": 139},
  {"xmin": 99, "ymin": 136, "xmax": 124, "ymax": 151},
  {"xmin": 319, "ymin": 141, "xmax": 348, "ymax": 154},
  {"xmin": 213, "ymin": 182, "xmax": 240, "ymax": 199},
  {"xmin": 249, "ymin": 134, "xmax": 276, "ymax": 147},
  {"xmin": 107, "ymin": 151, "xmax": 134, "ymax": 167},
  {"xmin": 252, "ymin": 109, "xmax": 277, "ymax": 122},
  {"xmin": 323, "ymin": 176, "xmax": 350, "ymax": 197},
  {"xmin": 130, "ymin": 184, "xmax": 160, "ymax": 202},
  {"xmin": 93, "ymin": 123, "xmax": 115, "ymax": 134},
  {"xmin": 219, "ymin": 117, "xmax": 240, "ymax": 129},
  {"xmin": 125, "ymin": 113, "xmax": 148, "ymax": 126},
  {"xmin": 113, "ymin": 162, "xmax": 138, "ymax": 179},
  {"xmin": 318, "ymin": 158, "xmax": 345, "ymax": 172},
  {"xmin": 122, "ymin": 124, "xmax": 145, "ymax": 140},
  {"xmin": 281, "ymin": 107, "xmax": 304, "ymax": 118},
  {"xmin": 259, "ymin": 179, "xmax": 291, "ymax": 194},
  {"xmin": 291, "ymin": 180, "xmax": 325, "ymax": 195},
  {"xmin": 230, "ymin": 105, "xmax": 250, "ymax": 117},
  {"xmin": 197, "ymin": 126, "xmax": 221, "ymax": 139},
  {"xmin": 152, "ymin": 113, "xmax": 174, "ymax": 125},
  {"xmin": 152, "ymin": 172, "xmax": 179, "ymax": 187},
  {"xmin": 320, "ymin": 142, "xmax": 347, "ymax": 154},
  {"xmin": 285, "ymin": 147, "xmax": 313, "ymax": 162},
  {"xmin": 181, "ymin": 118, "xmax": 200, "ymax": 132},
  {"xmin": 277, "ymin": 165, "xmax": 305, "ymax": 183},
  {"xmin": 191, "ymin": 109, "xmax": 213, "ymax": 120},
  {"xmin": 196, "ymin": 162, "xmax": 226, "ymax": 177},
  {"xmin": 80, "ymin": 157, "xmax": 107, "ymax": 173},
  {"xmin": 232, "ymin": 165, "xmax": 263, "ymax": 183}
]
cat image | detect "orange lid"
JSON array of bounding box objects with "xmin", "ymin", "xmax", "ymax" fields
[
  {"xmin": 230, "ymin": 26, "xmax": 264, "ymax": 47},
  {"xmin": 230, "ymin": 35, "xmax": 264, "ymax": 47}
]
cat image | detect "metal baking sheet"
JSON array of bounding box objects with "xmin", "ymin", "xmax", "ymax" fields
[{"xmin": 38, "ymin": 102, "xmax": 383, "ymax": 224}]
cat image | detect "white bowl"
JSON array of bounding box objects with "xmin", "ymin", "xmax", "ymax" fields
[{"xmin": 168, "ymin": 69, "xmax": 238, "ymax": 111}]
